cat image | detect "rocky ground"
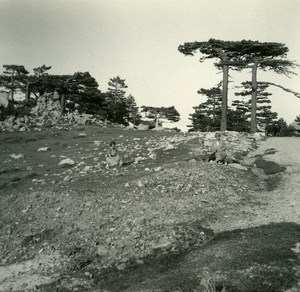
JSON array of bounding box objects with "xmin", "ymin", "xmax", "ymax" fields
[{"xmin": 0, "ymin": 126, "xmax": 299, "ymax": 292}]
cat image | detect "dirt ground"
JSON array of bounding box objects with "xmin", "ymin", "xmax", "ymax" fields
[
  {"xmin": 210, "ymin": 137, "xmax": 300, "ymax": 231},
  {"xmin": 1, "ymin": 128, "xmax": 300, "ymax": 292}
]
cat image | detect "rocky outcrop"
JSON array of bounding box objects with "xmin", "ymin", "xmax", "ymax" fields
[
  {"xmin": 0, "ymin": 92, "xmax": 9, "ymax": 107},
  {"xmin": 30, "ymin": 92, "xmax": 62, "ymax": 127},
  {"xmin": 0, "ymin": 92, "xmax": 109, "ymax": 132}
]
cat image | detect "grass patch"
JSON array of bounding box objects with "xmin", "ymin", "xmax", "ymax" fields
[
  {"xmin": 255, "ymin": 158, "xmax": 286, "ymax": 175},
  {"xmin": 91, "ymin": 223, "xmax": 300, "ymax": 292}
]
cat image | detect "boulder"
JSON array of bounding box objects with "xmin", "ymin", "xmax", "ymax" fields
[
  {"xmin": 53, "ymin": 91, "xmax": 60, "ymax": 100},
  {"xmin": 12, "ymin": 124, "xmax": 20, "ymax": 131},
  {"xmin": 58, "ymin": 158, "xmax": 75, "ymax": 168},
  {"xmin": 137, "ymin": 124, "xmax": 149, "ymax": 130}
]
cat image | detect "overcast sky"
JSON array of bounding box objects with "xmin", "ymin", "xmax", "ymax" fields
[{"xmin": 1, "ymin": 0, "xmax": 300, "ymax": 129}]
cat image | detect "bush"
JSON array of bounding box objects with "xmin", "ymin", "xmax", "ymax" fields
[
  {"xmin": 0, "ymin": 101, "xmax": 16, "ymax": 121},
  {"xmin": 278, "ymin": 125, "xmax": 297, "ymax": 137},
  {"xmin": 0, "ymin": 99, "xmax": 36, "ymax": 121}
]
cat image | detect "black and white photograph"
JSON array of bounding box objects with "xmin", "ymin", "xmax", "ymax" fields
[{"xmin": 1, "ymin": 0, "xmax": 300, "ymax": 291}]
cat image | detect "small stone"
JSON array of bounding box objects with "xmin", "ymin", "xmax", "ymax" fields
[
  {"xmin": 63, "ymin": 175, "xmax": 71, "ymax": 182},
  {"xmin": 164, "ymin": 144, "xmax": 175, "ymax": 151},
  {"xmin": 85, "ymin": 202, "xmax": 92, "ymax": 207},
  {"xmin": 125, "ymin": 183, "xmax": 130, "ymax": 187},
  {"xmin": 136, "ymin": 180, "xmax": 144, "ymax": 187},
  {"xmin": 149, "ymin": 153, "xmax": 156, "ymax": 160},
  {"xmin": 97, "ymin": 245, "xmax": 108, "ymax": 257},
  {"xmin": 37, "ymin": 147, "xmax": 51, "ymax": 152},
  {"xmin": 116, "ymin": 263, "xmax": 126, "ymax": 271},
  {"xmin": 153, "ymin": 238, "xmax": 172, "ymax": 249},
  {"xmin": 228, "ymin": 163, "xmax": 248, "ymax": 171},
  {"xmin": 84, "ymin": 271, "xmax": 93, "ymax": 278},
  {"xmin": 83, "ymin": 166, "xmax": 91, "ymax": 172},
  {"xmin": 10, "ymin": 154, "xmax": 24, "ymax": 159}
]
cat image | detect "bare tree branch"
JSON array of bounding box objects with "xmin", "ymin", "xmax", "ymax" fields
[{"xmin": 262, "ymin": 81, "xmax": 300, "ymax": 98}]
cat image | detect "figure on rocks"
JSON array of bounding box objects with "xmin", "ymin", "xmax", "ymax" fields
[
  {"xmin": 106, "ymin": 141, "xmax": 123, "ymax": 168},
  {"xmin": 208, "ymin": 132, "xmax": 227, "ymax": 163}
]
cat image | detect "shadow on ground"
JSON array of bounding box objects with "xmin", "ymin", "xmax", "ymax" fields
[{"xmin": 92, "ymin": 222, "xmax": 300, "ymax": 292}]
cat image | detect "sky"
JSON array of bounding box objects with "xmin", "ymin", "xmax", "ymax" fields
[{"xmin": 1, "ymin": 0, "xmax": 300, "ymax": 130}]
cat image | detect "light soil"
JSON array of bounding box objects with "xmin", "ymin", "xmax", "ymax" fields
[{"xmin": 209, "ymin": 137, "xmax": 300, "ymax": 232}]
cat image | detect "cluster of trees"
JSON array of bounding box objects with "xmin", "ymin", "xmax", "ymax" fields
[
  {"xmin": 179, "ymin": 39, "xmax": 300, "ymax": 133},
  {"xmin": 189, "ymin": 82, "xmax": 279, "ymax": 132},
  {"xmin": 0, "ymin": 65, "xmax": 140, "ymax": 125}
]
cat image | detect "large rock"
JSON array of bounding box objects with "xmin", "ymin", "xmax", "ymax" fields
[
  {"xmin": 137, "ymin": 124, "xmax": 149, "ymax": 130},
  {"xmin": 58, "ymin": 158, "xmax": 75, "ymax": 168},
  {"xmin": 0, "ymin": 92, "xmax": 9, "ymax": 107}
]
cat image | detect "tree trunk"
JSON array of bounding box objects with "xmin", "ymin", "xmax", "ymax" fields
[
  {"xmin": 10, "ymin": 77, "xmax": 15, "ymax": 102},
  {"xmin": 251, "ymin": 59, "xmax": 259, "ymax": 133},
  {"xmin": 212, "ymin": 95, "xmax": 216, "ymax": 125},
  {"xmin": 25, "ymin": 82, "xmax": 30, "ymax": 103},
  {"xmin": 220, "ymin": 63, "xmax": 229, "ymax": 132},
  {"xmin": 155, "ymin": 113, "xmax": 159, "ymax": 128},
  {"xmin": 61, "ymin": 93, "xmax": 66, "ymax": 114}
]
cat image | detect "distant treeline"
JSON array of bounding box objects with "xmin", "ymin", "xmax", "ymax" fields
[{"xmin": 0, "ymin": 65, "xmax": 180, "ymax": 126}]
